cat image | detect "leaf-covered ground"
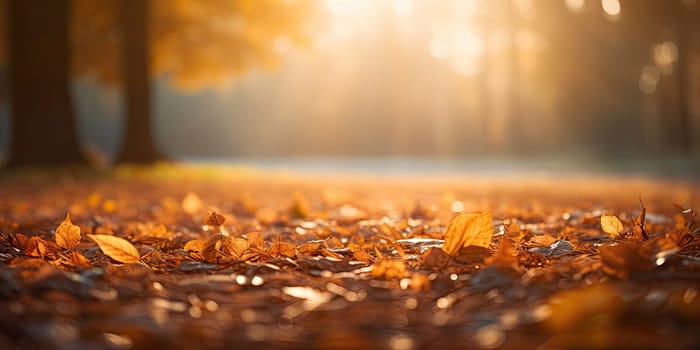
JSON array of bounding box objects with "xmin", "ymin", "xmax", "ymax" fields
[{"xmin": 1, "ymin": 169, "xmax": 699, "ymax": 349}]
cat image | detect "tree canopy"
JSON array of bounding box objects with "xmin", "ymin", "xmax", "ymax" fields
[{"xmin": 71, "ymin": 0, "xmax": 320, "ymax": 91}]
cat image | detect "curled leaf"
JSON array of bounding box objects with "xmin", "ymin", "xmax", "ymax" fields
[
  {"xmin": 55, "ymin": 213, "xmax": 81, "ymax": 250},
  {"xmin": 601, "ymin": 215, "xmax": 624, "ymax": 239},
  {"xmin": 203, "ymin": 210, "xmax": 226, "ymax": 226},
  {"xmin": 88, "ymin": 234, "xmax": 140, "ymax": 264},
  {"xmin": 442, "ymin": 212, "xmax": 494, "ymax": 255}
]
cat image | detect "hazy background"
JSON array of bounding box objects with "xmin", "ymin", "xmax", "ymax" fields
[{"xmin": 1, "ymin": 0, "xmax": 699, "ymax": 173}]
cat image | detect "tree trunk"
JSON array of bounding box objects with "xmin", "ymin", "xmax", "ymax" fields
[
  {"xmin": 117, "ymin": 0, "xmax": 163, "ymax": 164},
  {"xmin": 7, "ymin": 0, "xmax": 86, "ymax": 167},
  {"xmin": 674, "ymin": 15, "xmax": 691, "ymax": 153}
]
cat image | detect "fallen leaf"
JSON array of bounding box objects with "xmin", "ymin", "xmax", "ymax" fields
[
  {"xmin": 422, "ymin": 247, "xmax": 452, "ymax": 269},
  {"xmin": 184, "ymin": 239, "xmax": 205, "ymax": 253},
  {"xmin": 63, "ymin": 251, "xmax": 92, "ymax": 268},
  {"xmin": 145, "ymin": 224, "xmax": 172, "ymax": 239},
  {"xmin": 632, "ymin": 198, "xmax": 649, "ymax": 240},
  {"xmin": 24, "ymin": 236, "xmax": 47, "ymax": 258},
  {"xmin": 88, "ymin": 234, "xmax": 141, "ymax": 264},
  {"xmin": 505, "ymin": 222, "xmax": 524, "ymax": 242},
  {"xmin": 268, "ymin": 240, "xmax": 296, "ymax": 258},
  {"xmin": 486, "ymin": 237, "xmax": 519, "ymax": 271},
  {"xmin": 601, "ymin": 215, "xmax": 624, "ymax": 239},
  {"xmin": 246, "ymin": 231, "xmax": 264, "ymax": 250},
  {"xmin": 442, "ymin": 212, "xmax": 493, "ymax": 255},
  {"xmin": 203, "ymin": 210, "xmax": 226, "ymax": 226},
  {"xmin": 55, "ymin": 213, "xmax": 81, "ymax": 250},
  {"xmin": 220, "ymin": 236, "xmax": 249, "ymax": 258}
]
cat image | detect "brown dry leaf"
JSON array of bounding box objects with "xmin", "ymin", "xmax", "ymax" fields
[
  {"xmin": 631, "ymin": 199, "xmax": 649, "ymax": 240},
  {"xmin": 220, "ymin": 236, "xmax": 249, "ymax": 259},
  {"xmin": 297, "ymin": 241, "xmax": 323, "ymax": 256},
  {"xmin": 505, "ymin": 222, "xmax": 524, "ymax": 242},
  {"xmin": 246, "ymin": 231, "xmax": 264, "ymax": 250},
  {"xmin": 88, "ymin": 234, "xmax": 141, "ymax": 264},
  {"xmin": 184, "ymin": 239, "xmax": 205, "ymax": 253},
  {"xmin": 485, "ymin": 237, "xmax": 519, "ymax": 271},
  {"xmin": 600, "ymin": 237, "xmax": 678, "ymax": 279},
  {"xmin": 202, "ymin": 234, "xmax": 222, "ymax": 262},
  {"xmin": 24, "ymin": 236, "xmax": 47, "ymax": 258},
  {"xmin": 528, "ymin": 235, "xmax": 558, "ymax": 248},
  {"xmin": 453, "ymin": 245, "xmax": 492, "ymax": 264},
  {"xmin": 422, "ymin": 247, "xmax": 452, "ymax": 269},
  {"xmin": 65, "ymin": 251, "xmax": 91, "ymax": 268},
  {"xmin": 268, "ymin": 240, "xmax": 296, "ymax": 258},
  {"xmin": 601, "ymin": 215, "xmax": 624, "ymax": 239},
  {"xmin": 55, "ymin": 213, "xmax": 81, "ymax": 250},
  {"xmin": 203, "ymin": 210, "xmax": 226, "ymax": 226},
  {"xmin": 442, "ymin": 212, "xmax": 493, "ymax": 255},
  {"xmin": 146, "ymin": 224, "xmax": 173, "ymax": 240}
]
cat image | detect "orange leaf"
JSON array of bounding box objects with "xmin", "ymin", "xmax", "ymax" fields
[
  {"xmin": 220, "ymin": 236, "xmax": 249, "ymax": 258},
  {"xmin": 268, "ymin": 240, "xmax": 296, "ymax": 258},
  {"xmin": 66, "ymin": 251, "xmax": 92, "ymax": 268},
  {"xmin": 246, "ymin": 231, "xmax": 264, "ymax": 250},
  {"xmin": 441, "ymin": 212, "xmax": 493, "ymax": 255},
  {"xmin": 88, "ymin": 234, "xmax": 140, "ymax": 264},
  {"xmin": 55, "ymin": 213, "xmax": 81, "ymax": 250},
  {"xmin": 203, "ymin": 210, "xmax": 226, "ymax": 226},
  {"xmin": 184, "ymin": 239, "xmax": 205, "ymax": 253},
  {"xmin": 24, "ymin": 236, "xmax": 47, "ymax": 258}
]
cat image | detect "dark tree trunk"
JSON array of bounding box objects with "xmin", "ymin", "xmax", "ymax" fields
[
  {"xmin": 117, "ymin": 0, "xmax": 163, "ymax": 164},
  {"xmin": 674, "ymin": 14, "xmax": 691, "ymax": 153},
  {"xmin": 7, "ymin": 0, "xmax": 85, "ymax": 167}
]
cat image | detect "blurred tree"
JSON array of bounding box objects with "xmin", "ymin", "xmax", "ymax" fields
[
  {"xmin": 621, "ymin": 0, "xmax": 699, "ymax": 153},
  {"xmin": 7, "ymin": 0, "xmax": 86, "ymax": 167},
  {"xmin": 72, "ymin": 0, "xmax": 317, "ymax": 163},
  {"xmin": 0, "ymin": 0, "xmax": 7, "ymax": 105}
]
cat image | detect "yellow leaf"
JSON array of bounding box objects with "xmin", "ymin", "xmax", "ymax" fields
[
  {"xmin": 441, "ymin": 212, "xmax": 494, "ymax": 256},
  {"xmin": 55, "ymin": 213, "xmax": 81, "ymax": 250},
  {"xmin": 601, "ymin": 215, "xmax": 624, "ymax": 238},
  {"xmin": 88, "ymin": 234, "xmax": 140, "ymax": 264}
]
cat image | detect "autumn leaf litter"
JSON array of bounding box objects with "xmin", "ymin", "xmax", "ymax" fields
[{"xmin": 1, "ymin": 177, "xmax": 699, "ymax": 349}]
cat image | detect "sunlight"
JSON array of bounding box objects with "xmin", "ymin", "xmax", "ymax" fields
[
  {"xmin": 601, "ymin": 0, "xmax": 621, "ymax": 17},
  {"xmin": 324, "ymin": 0, "xmax": 372, "ymax": 18}
]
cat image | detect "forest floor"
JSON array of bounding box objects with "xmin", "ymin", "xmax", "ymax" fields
[{"xmin": 1, "ymin": 165, "xmax": 699, "ymax": 349}]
